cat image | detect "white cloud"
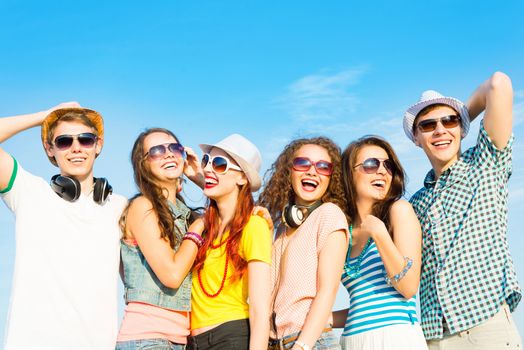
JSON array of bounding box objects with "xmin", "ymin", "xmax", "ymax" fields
[
  {"xmin": 514, "ymin": 100, "xmax": 524, "ymax": 127},
  {"xmin": 277, "ymin": 67, "xmax": 367, "ymax": 122}
]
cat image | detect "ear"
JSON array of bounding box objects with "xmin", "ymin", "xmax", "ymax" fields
[
  {"xmin": 236, "ymin": 173, "xmax": 248, "ymax": 187},
  {"xmin": 95, "ymin": 137, "xmax": 104, "ymax": 156},
  {"xmin": 44, "ymin": 142, "xmax": 54, "ymax": 157}
]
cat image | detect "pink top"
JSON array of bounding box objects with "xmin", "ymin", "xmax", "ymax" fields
[
  {"xmin": 117, "ymin": 302, "xmax": 190, "ymax": 344},
  {"xmin": 271, "ymin": 202, "xmax": 349, "ymax": 338}
]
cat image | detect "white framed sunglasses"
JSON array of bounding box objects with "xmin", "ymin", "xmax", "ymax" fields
[{"xmin": 201, "ymin": 153, "xmax": 242, "ymax": 174}]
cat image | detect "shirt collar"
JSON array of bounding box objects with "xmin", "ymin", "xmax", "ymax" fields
[{"xmin": 168, "ymin": 199, "xmax": 191, "ymax": 220}]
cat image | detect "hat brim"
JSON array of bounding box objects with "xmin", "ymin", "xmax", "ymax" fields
[
  {"xmin": 200, "ymin": 143, "xmax": 262, "ymax": 192},
  {"xmin": 403, "ymin": 97, "xmax": 470, "ymax": 142},
  {"xmin": 41, "ymin": 107, "xmax": 104, "ymax": 166}
]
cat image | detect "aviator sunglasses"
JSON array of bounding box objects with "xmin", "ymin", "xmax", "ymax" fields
[
  {"xmin": 354, "ymin": 158, "xmax": 395, "ymax": 175},
  {"xmin": 144, "ymin": 143, "xmax": 186, "ymax": 160},
  {"xmin": 416, "ymin": 115, "xmax": 461, "ymax": 133},
  {"xmin": 201, "ymin": 153, "xmax": 242, "ymax": 174},
  {"xmin": 292, "ymin": 157, "xmax": 334, "ymax": 176},
  {"xmin": 53, "ymin": 133, "xmax": 98, "ymax": 150}
]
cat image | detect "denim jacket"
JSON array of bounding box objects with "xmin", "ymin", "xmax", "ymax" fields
[{"xmin": 121, "ymin": 200, "xmax": 192, "ymax": 311}]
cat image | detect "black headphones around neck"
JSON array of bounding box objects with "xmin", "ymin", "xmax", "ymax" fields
[
  {"xmin": 50, "ymin": 175, "xmax": 113, "ymax": 205},
  {"xmin": 281, "ymin": 200, "xmax": 322, "ymax": 228}
]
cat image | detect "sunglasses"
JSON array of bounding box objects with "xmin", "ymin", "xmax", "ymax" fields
[
  {"xmin": 53, "ymin": 133, "xmax": 98, "ymax": 150},
  {"xmin": 292, "ymin": 157, "xmax": 334, "ymax": 176},
  {"xmin": 202, "ymin": 153, "xmax": 242, "ymax": 174},
  {"xmin": 144, "ymin": 143, "xmax": 186, "ymax": 160},
  {"xmin": 354, "ymin": 158, "xmax": 395, "ymax": 175},
  {"xmin": 416, "ymin": 115, "xmax": 461, "ymax": 133}
]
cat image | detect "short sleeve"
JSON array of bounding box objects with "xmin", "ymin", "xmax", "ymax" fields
[
  {"xmin": 473, "ymin": 121, "xmax": 514, "ymax": 173},
  {"xmin": 315, "ymin": 203, "xmax": 349, "ymax": 253},
  {"xmin": 240, "ymin": 215, "xmax": 272, "ymax": 264},
  {"xmin": 1, "ymin": 160, "xmax": 44, "ymax": 213}
]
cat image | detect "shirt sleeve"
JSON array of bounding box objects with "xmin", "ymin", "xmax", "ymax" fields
[
  {"xmin": 1, "ymin": 159, "xmax": 45, "ymax": 213},
  {"xmin": 316, "ymin": 203, "xmax": 349, "ymax": 253},
  {"xmin": 473, "ymin": 120, "xmax": 514, "ymax": 174},
  {"xmin": 240, "ymin": 215, "xmax": 272, "ymax": 265}
]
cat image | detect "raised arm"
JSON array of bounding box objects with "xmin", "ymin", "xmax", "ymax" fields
[
  {"xmin": 466, "ymin": 71, "xmax": 513, "ymax": 149},
  {"xmin": 0, "ymin": 102, "xmax": 80, "ymax": 190},
  {"xmin": 363, "ymin": 200, "xmax": 422, "ymax": 299},
  {"xmin": 292, "ymin": 229, "xmax": 348, "ymax": 350},
  {"xmin": 126, "ymin": 196, "xmax": 200, "ymax": 289}
]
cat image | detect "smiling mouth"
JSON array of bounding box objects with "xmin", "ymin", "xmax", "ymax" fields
[
  {"xmin": 371, "ymin": 179, "xmax": 386, "ymax": 190},
  {"xmin": 431, "ymin": 140, "xmax": 452, "ymax": 148},
  {"xmin": 68, "ymin": 157, "xmax": 86, "ymax": 164},
  {"xmin": 301, "ymin": 179, "xmax": 319, "ymax": 192},
  {"xmin": 204, "ymin": 176, "xmax": 218, "ymax": 189},
  {"xmin": 163, "ymin": 162, "xmax": 178, "ymax": 170}
]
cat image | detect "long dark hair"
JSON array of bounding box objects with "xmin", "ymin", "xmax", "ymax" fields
[
  {"xmin": 193, "ymin": 180, "xmax": 254, "ymax": 282},
  {"xmin": 119, "ymin": 128, "xmax": 194, "ymax": 248},
  {"xmin": 341, "ymin": 136, "xmax": 406, "ymax": 235},
  {"xmin": 258, "ymin": 136, "xmax": 347, "ymax": 233}
]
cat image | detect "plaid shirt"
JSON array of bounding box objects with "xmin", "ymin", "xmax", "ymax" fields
[{"xmin": 410, "ymin": 122, "xmax": 521, "ymax": 339}]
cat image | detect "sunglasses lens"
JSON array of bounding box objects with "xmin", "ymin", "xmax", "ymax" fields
[
  {"xmin": 441, "ymin": 115, "xmax": 460, "ymax": 128},
  {"xmin": 417, "ymin": 120, "xmax": 438, "ymax": 132},
  {"xmin": 316, "ymin": 161, "xmax": 333, "ymax": 176},
  {"xmin": 54, "ymin": 135, "xmax": 74, "ymax": 150},
  {"xmin": 77, "ymin": 133, "xmax": 97, "ymax": 148},
  {"xmin": 212, "ymin": 156, "xmax": 229, "ymax": 174},
  {"xmin": 292, "ymin": 157, "xmax": 312, "ymax": 172},
  {"xmin": 383, "ymin": 159, "xmax": 395, "ymax": 175},
  {"xmin": 167, "ymin": 143, "xmax": 186, "ymax": 159},
  {"xmin": 148, "ymin": 145, "xmax": 167, "ymax": 159},
  {"xmin": 362, "ymin": 158, "xmax": 380, "ymax": 173},
  {"xmin": 201, "ymin": 154, "xmax": 210, "ymax": 169}
]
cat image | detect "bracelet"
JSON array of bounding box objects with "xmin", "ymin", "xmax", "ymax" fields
[
  {"xmin": 385, "ymin": 256, "xmax": 413, "ymax": 286},
  {"xmin": 294, "ymin": 341, "xmax": 311, "ymax": 350},
  {"xmin": 183, "ymin": 231, "xmax": 204, "ymax": 248}
]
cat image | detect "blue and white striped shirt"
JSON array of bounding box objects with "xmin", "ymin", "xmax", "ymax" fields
[{"xmin": 342, "ymin": 241, "xmax": 418, "ymax": 336}]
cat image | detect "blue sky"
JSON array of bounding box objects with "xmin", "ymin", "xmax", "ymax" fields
[{"xmin": 1, "ymin": 0, "xmax": 524, "ymax": 344}]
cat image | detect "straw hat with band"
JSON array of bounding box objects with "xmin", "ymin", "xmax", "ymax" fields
[
  {"xmin": 403, "ymin": 90, "xmax": 470, "ymax": 143},
  {"xmin": 41, "ymin": 107, "xmax": 104, "ymax": 166},
  {"xmin": 199, "ymin": 133, "xmax": 262, "ymax": 192}
]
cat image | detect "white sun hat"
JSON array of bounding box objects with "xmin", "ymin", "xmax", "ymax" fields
[
  {"xmin": 403, "ymin": 90, "xmax": 470, "ymax": 143},
  {"xmin": 200, "ymin": 133, "xmax": 262, "ymax": 192}
]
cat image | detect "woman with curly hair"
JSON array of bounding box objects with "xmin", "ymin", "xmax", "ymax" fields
[
  {"xmin": 259, "ymin": 137, "xmax": 349, "ymax": 350},
  {"xmin": 188, "ymin": 134, "xmax": 272, "ymax": 350},
  {"xmin": 116, "ymin": 128, "xmax": 205, "ymax": 350},
  {"xmin": 333, "ymin": 136, "xmax": 426, "ymax": 350}
]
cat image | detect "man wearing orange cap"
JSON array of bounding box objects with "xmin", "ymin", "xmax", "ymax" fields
[{"xmin": 0, "ymin": 103, "xmax": 127, "ymax": 349}]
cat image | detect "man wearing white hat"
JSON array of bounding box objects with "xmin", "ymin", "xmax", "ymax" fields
[
  {"xmin": 405, "ymin": 72, "xmax": 522, "ymax": 349},
  {"xmin": 0, "ymin": 104, "xmax": 127, "ymax": 349}
]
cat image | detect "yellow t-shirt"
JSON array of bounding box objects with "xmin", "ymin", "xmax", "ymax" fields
[{"xmin": 191, "ymin": 215, "xmax": 272, "ymax": 329}]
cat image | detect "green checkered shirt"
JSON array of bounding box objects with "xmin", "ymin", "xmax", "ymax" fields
[{"xmin": 410, "ymin": 122, "xmax": 521, "ymax": 339}]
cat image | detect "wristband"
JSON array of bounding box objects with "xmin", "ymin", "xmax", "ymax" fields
[
  {"xmin": 295, "ymin": 341, "xmax": 311, "ymax": 350},
  {"xmin": 385, "ymin": 256, "xmax": 413, "ymax": 286},
  {"xmin": 183, "ymin": 231, "xmax": 204, "ymax": 248}
]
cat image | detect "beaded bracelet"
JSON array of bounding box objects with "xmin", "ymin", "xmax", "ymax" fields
[
  {"xmin": 183, "ymin": 231, "xmax": 204, "ymax": 248},
  {"xmin": 384, "ymin": 256, "xmax": 413, "ymax": 286}
]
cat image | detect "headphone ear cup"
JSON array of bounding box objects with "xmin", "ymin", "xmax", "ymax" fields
[
  {"xmin": 93, "ymin": 177, "xmax": 112, "ymax": 205},
  {"xmin": 282, "ymin": 204, "xmax": 304, "ymax": 228},
  {"xmin": 50, "ymin": 175, "xmax": 81, "ymax": 202}
]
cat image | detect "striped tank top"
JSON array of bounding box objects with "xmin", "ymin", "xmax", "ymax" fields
[{"xmin": 342, "ymin": 240, "xmax": 418, "ymax": 336}]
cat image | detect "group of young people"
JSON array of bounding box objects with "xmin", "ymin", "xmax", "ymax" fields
[{"xmin": 0, "ymin": 71, "xmax": 521, "ymax": 350}]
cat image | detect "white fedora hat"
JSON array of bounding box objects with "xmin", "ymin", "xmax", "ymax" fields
[
  {"xmin": 403, "ymin": 90, "xmax": 470, "ymax": 143},
  {"xmin": 200, "ymin": 133, "xmax": 262, "ymax": 192}
]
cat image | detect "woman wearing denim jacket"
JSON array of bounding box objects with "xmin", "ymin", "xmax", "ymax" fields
[{"xmin": 116, "ymin": 128, "xmax": 205, "ymax": 350}]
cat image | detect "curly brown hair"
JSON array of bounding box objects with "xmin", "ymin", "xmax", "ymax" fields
[
  {"xmin": 341, "ymin": 135, "xmax": 406, "ymax": 235},
  {"xmin": 258, "ymin": 136, "xmax": 348, "ymax": 232}
]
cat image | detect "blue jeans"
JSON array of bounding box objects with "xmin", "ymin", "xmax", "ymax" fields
[
  {"xmin": 268, "ymin": 330, "xmax": 340, "ymax": 350},
  {"xmin": 116, "ymin": 338, "xmax": 186, "ymax": 350}
]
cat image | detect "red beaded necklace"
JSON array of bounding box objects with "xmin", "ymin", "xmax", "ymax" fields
[{"xmin": 197, "ymin": 238, "xmax": 230, "ymax": 298}]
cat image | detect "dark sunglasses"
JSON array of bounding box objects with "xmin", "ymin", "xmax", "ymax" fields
[
  {"xmin": 144, "ymin": 143, "xmax": 186, "ymax": 160},
  {"xmin": 416, "ymin": 115, "xmax": 461, "ymax": 133},
  {"xmin": 201, "ymin": 153, "xmax": 242, "ymax": 174},
  {"xmin": 53, "ymin": 133, "xmax": 98, "ymax": 150},
  {"xmin": 354, "ymin": 158, "xmax": 395, "ymax": 175},
  {"xmin": 292, "ymin": 157, "xmax": 334, "ymax": 176}
]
